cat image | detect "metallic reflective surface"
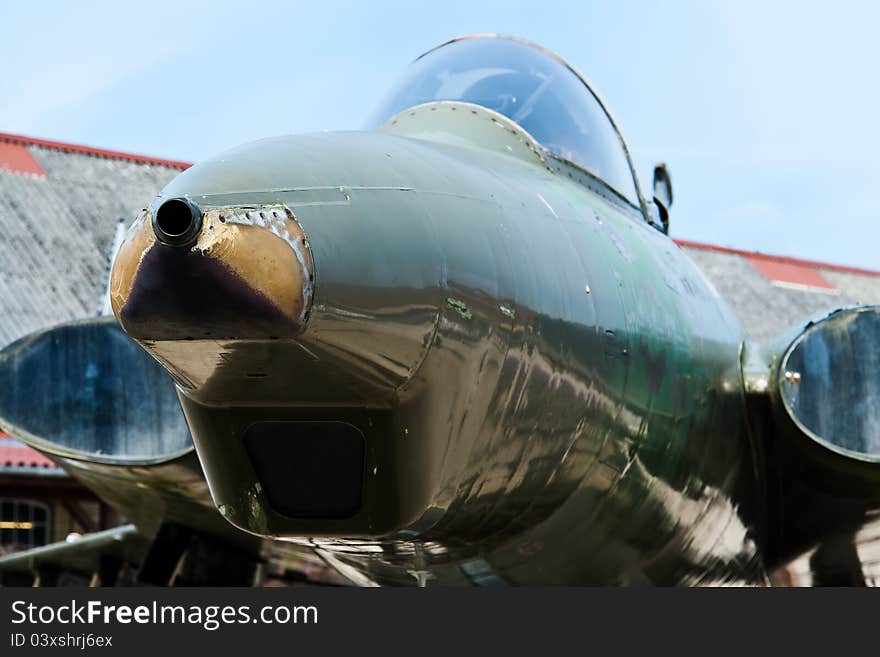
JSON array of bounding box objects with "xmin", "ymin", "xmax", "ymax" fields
[
  {"xmin": 107, "ymin": 108, "xmax": 766, "ymax": 584},
  {"xmin": 0, "ymin": 317, "xmax": 190, "ymax": 463},
  {"xmin": 738, "ymin": 306, "xmax": 880, "ymax": 582},
  {"xmin": 779, "ymin": 306, "xmax": 880, "ymax": 460}
]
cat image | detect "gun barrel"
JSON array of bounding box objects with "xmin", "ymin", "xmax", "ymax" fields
[{"xmin": 152, "ymin": 197, "xmax": 203, "ymax": 247}]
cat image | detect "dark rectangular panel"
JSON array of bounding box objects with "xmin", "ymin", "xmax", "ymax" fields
[{"xmin": 244, "ymin": 421, "xmax": 365, "ymax": 519}]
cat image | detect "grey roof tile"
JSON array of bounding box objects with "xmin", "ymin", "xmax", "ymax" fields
[
  {"xmin": 0, "ymin": 142, "xmax": 182, "ymax": 347},
  {"xmin": 681, "ymin": 245, "xmax": 878, "ymax": 342}
]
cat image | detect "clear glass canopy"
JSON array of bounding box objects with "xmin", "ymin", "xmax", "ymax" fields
[{"xmin": 367, "ymin": 36, "xmax": 639, "ymax": 205}]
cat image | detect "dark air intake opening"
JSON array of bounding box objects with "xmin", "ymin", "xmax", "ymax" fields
[
  {"xmin": 153, "ymin": 198, "xmax": 202, "ymax": 247},
  {"xmin": 244, "ymin": 421, "xmax": 365, "ymax": 519}
]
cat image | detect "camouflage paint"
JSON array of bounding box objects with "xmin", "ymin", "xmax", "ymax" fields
[{"xmin": 109, "ymin": 104, "xmax": 766, "ymax": 585}]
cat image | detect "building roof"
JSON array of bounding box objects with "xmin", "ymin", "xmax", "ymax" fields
[
  {"xmin": 0, "ymin": 130, "xmax": 878, "ymax": 477},
  {"xmin": 0, "ymin": 430, "xmax": 64, "ymax": 476},
  {"xmin": 0, "ymin": 131, "xmax": 190, "ymax": 171},
  {"xmin": 0, "ymin": 132, "xmax": 187, "ymax": 349},
  {"xmin": 677, "ymin": 239, "xmax": 880, "ymax": 341}
]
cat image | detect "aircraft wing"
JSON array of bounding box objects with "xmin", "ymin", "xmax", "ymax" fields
[{"xmin": 0, "ymin": 524, "xmax": 149, "ymax": 585}]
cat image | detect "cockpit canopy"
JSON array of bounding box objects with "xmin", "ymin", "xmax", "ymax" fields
[{"xmin": 367, "ymin": 35, "xmax": 640, "ymax": 206}]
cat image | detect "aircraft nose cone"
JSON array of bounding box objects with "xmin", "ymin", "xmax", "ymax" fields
[{"xmin": 110, "ymin": 203, "xmax": 314, "ymax": 341}]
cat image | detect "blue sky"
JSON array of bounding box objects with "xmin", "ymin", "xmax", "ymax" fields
[{"xmin": 2, "ymin": 1, "xmax": 878, "ymax": 268}]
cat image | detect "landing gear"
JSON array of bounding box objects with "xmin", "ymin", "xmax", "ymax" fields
[{"xmin": 137, "ymin": 523, "xmax": 261, "ymax": 586}]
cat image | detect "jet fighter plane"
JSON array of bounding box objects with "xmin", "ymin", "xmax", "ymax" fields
[{"xmin": 1, "ymin": 35, "xmax": 878, "ymax": 586}]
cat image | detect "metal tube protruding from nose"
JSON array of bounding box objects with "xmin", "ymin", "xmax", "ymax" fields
[{"xmin": 152, "ymin": 197, "xmax": 203, "ymax": 247}]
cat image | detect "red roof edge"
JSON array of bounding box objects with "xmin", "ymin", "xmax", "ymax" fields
[
  {"xmin": 0, "ymin": 131, "xmax": 191, "ymax": 170},
  {"xmin": 674, "ymin": 238, "xmax": 880, "ymax": 278},
  {"xmin": 0, "ymin": 430, "xmax": 60, "ymax": 470}
]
